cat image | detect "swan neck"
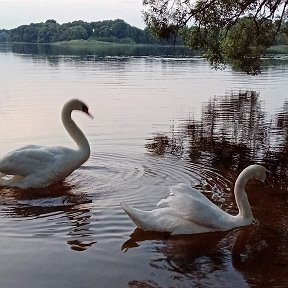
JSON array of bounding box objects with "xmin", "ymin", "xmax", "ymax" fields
[
  {"xmin": 61, "ymin": 106, "xmax": 90, "ymax": 156},
  {"xmin": 234, "ymin": 170, "xmax": 253, "ymax": 220}
]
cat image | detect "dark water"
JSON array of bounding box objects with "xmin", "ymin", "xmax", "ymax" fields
[
  {"xmin": 146, "ymin": 90, "xmax": 288, "ymax": 286},
  {"xmin": 0, "ymin": 44, "xmax": 287, "ymax": 287},
  {"xmin": 1, "ymin": 42, "xmax": 194, "ymax": 57}
]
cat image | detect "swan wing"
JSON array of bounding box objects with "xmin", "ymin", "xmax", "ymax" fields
[
  {"xmin": 157, "ymin": 192, "xmax": 229, "ymax": 229},
  {"xmin": 158, "ymin": 183, "xmax": 219, "ymax": 210},
  {"xmin": 121, "ymin": 201, "xmax": 220, "ymax": 235},
  {"xmin": 0, "ymin": 145, "xmax": 72, "ymax": 176},
  {"xmin": 170, "ymin": 183, "xmax": 212, "ymax": 202}
]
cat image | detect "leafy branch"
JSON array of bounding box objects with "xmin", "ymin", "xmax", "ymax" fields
[{"xmin": 143, "ymin": 0, "xmax": 288, "ymax": 74}]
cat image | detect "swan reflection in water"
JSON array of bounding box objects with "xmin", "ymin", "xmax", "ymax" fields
[
  {"xmin": 123, "ymin": 228, "xmax": 240, "ymax": 287},
  {"xmin": 0, "ymin": 180, "xmax": 96, "ymax": 252},
  {"xmin": 123, "ymin": 225, "xmax": 287, "ymax": 287}
]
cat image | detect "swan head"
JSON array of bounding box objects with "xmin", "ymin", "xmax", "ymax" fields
[
  {"xmin": 64, "ymin": 99, "xmax": 94, "ymax": 119},
  {"xmin": 81, "ymin": 102, "xmax": 94, "ymax": 119},
  {"xmin": 244, "ymin": 164, "xmax": 268, "ymax": 183}
]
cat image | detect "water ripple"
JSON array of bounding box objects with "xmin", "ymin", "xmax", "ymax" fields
[{"xmin": 0, "ymin": 152, "xmax": 235, "ymax": 242}]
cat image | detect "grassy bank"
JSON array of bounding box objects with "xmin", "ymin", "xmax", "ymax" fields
[
  {"xmin": 53, "ymin": 40, "xmax": 288, "ymax": 55},
  {"xmin": 6, "ymin": 40, "xmax": 288, "ymax": 58},
  {"xmin": 50, "ymin": 39, "xmax": 192, "ymax": 57},
  {"xmin": 52, "ymin": 39, "xmax": 158, "ymax": 48}
]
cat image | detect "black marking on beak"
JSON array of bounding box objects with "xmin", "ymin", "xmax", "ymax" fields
[{"xmin": 82, "ymin": 104, "xmax": 94, "ymax": 119}]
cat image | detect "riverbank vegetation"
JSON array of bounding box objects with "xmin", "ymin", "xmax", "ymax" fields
[
  {"xmin": 0, "ymin": 19, "xmax": 168, "ymax": 45},
  {"xmin": 143, "ymin": 0, "xmax": 288, "ymax": 74},
  {"xmin": 1, "ymin": 10, "xmax": 288, "ymax": 73},
  {"xmin": 1, "ymin": 17, "xmax": 288, "ymax": 50}
]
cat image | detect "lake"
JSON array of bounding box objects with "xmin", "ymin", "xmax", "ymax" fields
[{"xmin": 0, "ymin": 43, "xmax": 287, "ymax": 288}]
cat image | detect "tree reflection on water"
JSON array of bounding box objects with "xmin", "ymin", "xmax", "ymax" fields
[{"xmin": 146, "ymin": 90, "xmax": 288, "ymax": 190}]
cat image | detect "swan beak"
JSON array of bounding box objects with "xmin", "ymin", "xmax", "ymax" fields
[{"xmin": 87, "ymin": 111, "xmax": 94, "ymax": 119}]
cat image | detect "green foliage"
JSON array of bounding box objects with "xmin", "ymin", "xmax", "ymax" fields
[
  {"xmin": 90, "ymin": 19, "xmax": 164, "ymax": 44},
  {"xmin": 222, "ymin": 17, "xmax": 276, "ymax": 74},
  {"xmin": 274, "ymin": 20, "xmax": 288, "ymax": 45},
  {"xmin": 143, "ymin": 0, "xmax": 288, "ymax": 74},
  {"xmin": 6, "ymin": 19, "xmax": 162, "ymax": 45},
  {"xmin": 0, "ymin": 30, "xmax": 8, "ymax": 42},
  {"xmin": 37, "ymin": 21, "xmax": 60, "ymax": 43}
]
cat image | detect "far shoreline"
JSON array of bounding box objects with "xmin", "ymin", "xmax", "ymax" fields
[{"xmin": 2, "ymin": 40, "xmax": 288, "ymax": 56}]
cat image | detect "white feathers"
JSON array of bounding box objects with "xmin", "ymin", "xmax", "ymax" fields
[
  {"xmin": 0, "ymin": 99, "xmax": 92, "ymax": 189},
  {"xmin": 121, "ymin": 165, "xmax": 268, "ymax": 235}
]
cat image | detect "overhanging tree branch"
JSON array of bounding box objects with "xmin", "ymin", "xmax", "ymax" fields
[{"xmin": 143, "ymin": 0, "xmax": 288, "ymax": 74}]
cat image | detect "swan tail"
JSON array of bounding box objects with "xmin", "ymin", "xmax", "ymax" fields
[
  {"xmin": 121, "ymin": 201, "xmax": 155, "ymax": 231},
  {"xmin": 121, "ymin": 201, "xmax": 180, "ymax": 233},
  {"xmin": 121, "ymin": 201, "xmax": 143, "ymax": 226}
]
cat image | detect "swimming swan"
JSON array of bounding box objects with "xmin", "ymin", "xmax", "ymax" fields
[
  {"xmin": 121, "ymin": 165, "xmax": 268, "ymax": 235},
  {"xmin": 0, "ymin": 99, "xmax": 93, "ymax": 189}
]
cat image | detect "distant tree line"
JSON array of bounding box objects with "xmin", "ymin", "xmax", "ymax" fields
[
  {"xmin": 1, "ymin": 18, "xmax": 287, "ymax": 49},
  {"xmin": 0, "ymin": 19, "xmax": 171, "ymax": 44},
  {"xmin": 0, "ymin": 29, "xmax": 9, "ymax": 42}
]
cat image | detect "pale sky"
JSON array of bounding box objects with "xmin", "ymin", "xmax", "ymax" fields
[{"xmin": 0, "ymin": 0, "xmax": 145, "ymax": 30}]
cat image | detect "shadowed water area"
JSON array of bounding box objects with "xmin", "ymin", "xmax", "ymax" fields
[{"xmin": 0, "ymin": 43, "xmax": 287, "ymax": 287}]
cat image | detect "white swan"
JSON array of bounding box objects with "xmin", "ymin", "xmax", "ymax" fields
[
  {"xmin": 0, "ymin": 99, "xmax": 93, "ymax": 189},
  {"xmin": 121, "ymin": 164, "xmax": 268, "ymax": 235}
]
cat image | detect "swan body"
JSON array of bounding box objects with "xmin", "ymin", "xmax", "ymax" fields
[
  {"xmin": 0, "ymin": 99, "xmax": 93, "ymax": 189},
  {"xmin": 121, "ymin": 165, "xmax": 268, "ymax": 235}
]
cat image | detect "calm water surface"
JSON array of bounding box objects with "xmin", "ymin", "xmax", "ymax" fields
[{"xmin": 0, "ymin": 44, "xmax": 287, "ymax": 288}]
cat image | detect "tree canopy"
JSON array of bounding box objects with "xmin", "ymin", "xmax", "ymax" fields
[
  {"xmin": 0, "ymin": 30, "xmax": 9, "ymax": 42},
  {"xmin": 143, "ymin": 0, "xmax": 288, "ymax": 74},
  {"xmin": 5, "ymin": 19, "xmax": 166, "ymax": 45}
]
